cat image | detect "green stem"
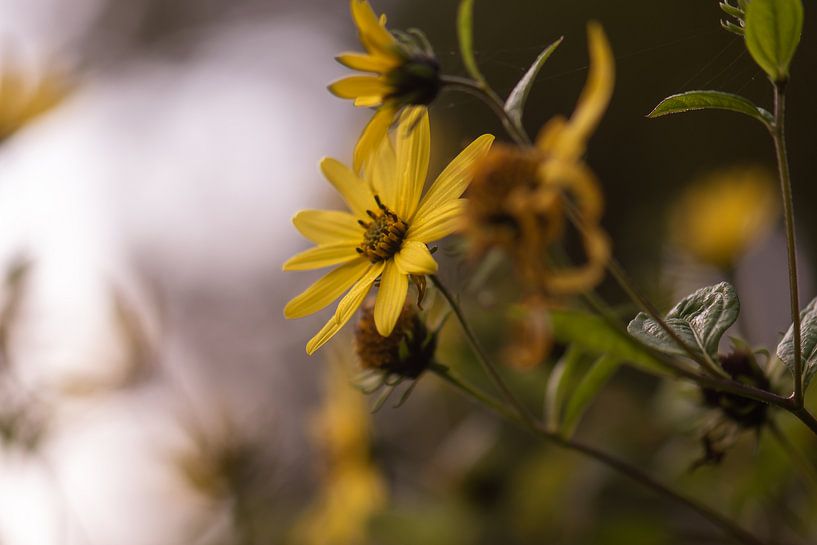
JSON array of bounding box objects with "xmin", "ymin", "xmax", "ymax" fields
[
  {"xmin": 429, "ymin": 365, "xmax": 769, "ymax": 545},
  {"xmin": 430, "ymin": 274, "xmax": 539, "ymax": 430},
  {"xmin": 768, "ymin": 420, "xmax": 817, "ymax": 491},
  {"xmin": 440, "ymin": 75, "xmax": 532, "ymax": 146},
  {"xmin": 770, "ymin": 81, "xmax": 803, "ymax": 407}
]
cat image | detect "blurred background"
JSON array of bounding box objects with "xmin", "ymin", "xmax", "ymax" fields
[{"xmin": 0, "ymin": 0, "xmax": 815, "ymax": 544}]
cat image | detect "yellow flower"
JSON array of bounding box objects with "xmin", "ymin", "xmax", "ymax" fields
[
  {"xmin": 0, "ymin": 66, "xmax": 67, "ymax": 141},
  {"xmin": 330, "ymin": 0, "xmax": 441, "ymax": 171},
  {"xmin": 670, "ymin": 166, "xmax": 779, "ymax": 269},
  {"xmin": 289, "ymin": 352, "xmax": 386, "ymax": 545},
  {"xmin": 283, "ymin": 107, "xmax": 494, "ymax": 355}
]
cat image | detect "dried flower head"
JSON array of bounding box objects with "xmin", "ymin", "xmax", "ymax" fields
[
  {"xmin": 464, "ymin": 23, "xmax": 613, "ymax": 297},
  {"xmin": 355, "ymin": 299, "xmax": 435, "ymax": 379},
  {"xmin": 702, "ymin": 349, "xmax": 770, "ymax": 429}
]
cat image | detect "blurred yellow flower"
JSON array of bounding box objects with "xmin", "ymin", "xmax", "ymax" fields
[
  {"xmin": 670, "ymin": 166, "xmax": 779, "ymax": 269},
  {"xmin": 283, "ymin": 107, "xmax": 493, "ymax": 354},
  {"xmin": 0, "ymin": 68, "xmax": 66, "ymax": 141},
  {"xmin": 290, "ymin": 353, "xmax": 385, "ymax": 545},
  {"xmin": 465, "ymin": 22, "xmax": 613, "ymax": 297},
  {"xmin": 330, "ymin": 0, "xmax": 441, "ymax": 171}
]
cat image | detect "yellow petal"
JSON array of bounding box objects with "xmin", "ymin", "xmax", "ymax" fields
[
  {"xmin": 320, "ymin": 157, "xmax": 376, "ymax": 217},
  {"xmin": 336, "ymin": 52, "xmax": 396, "ymax": 73},
  {"xmin": 350, "ymin": 0, "xmax": 397, "ymax": 54},
  {"xmin": 306, "ymin": 262, "xmax": 385, "ymax": 354},
  {"xmin": 284, "ymin": 258, "xmax": 370, "ymax": 318},
  {"xmin": 354, "ymin": 106, "xmax": 395, "ymax": 172},
  {"xmin": 542, "ymin": 22, "xmax": 614, "ymax": 161},
  {"xmin": 354, "ymin": 95, "xmax": 384, "ymax": 108},
  {"xmin": 547, "ymin": 227, "xmax": 610, "ymax": 294},
  {"xmin": 394, "ymin": 107, "xmax": 429, "ymax": 219},
  {"xmin": 292, "ymin": 209, "xmax": 362, "ymax": 244},
  {"xmin": 393, "ymin": 240, "xmax": 438, "ymax": 275},
  {"xmin": 282, "ymin": 243, "xmax": 359, "ymax": 271},
  {"xmin": 406, "ymin": 199, "xmax": 467, "ymax": 243},
  {"xmin": 365, "ymin": 133, "xmax": 397, "ymax": 208},
  {"xmin": 374, "ymin": 261, "xmax": 408, "ymax": 336},
  {"xmin": 328, "ymin": 75, "xmax": 390, "ymax": 100},
  {"xmin": 412, "ymin": 134, "xmax": 494, "ymax": 222}
]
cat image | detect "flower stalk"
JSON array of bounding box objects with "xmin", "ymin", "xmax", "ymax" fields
[
  {"xmin": 428, "ymin": 361, "xmax": 769, "ymax": 545},
  {"xmin": 770, "ymin": 81, "xmax": 803, "ymax": 407}
]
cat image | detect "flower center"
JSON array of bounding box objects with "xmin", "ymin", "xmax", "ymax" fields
[{"xmin": 357, "ymin": 196, "xmax": 408, "ymax": 263}]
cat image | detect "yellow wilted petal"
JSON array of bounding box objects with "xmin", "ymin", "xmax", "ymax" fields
[
  {"xmin": 328, "ymin": 76, "xmax": 390, "ymax": 100},
  {"xmin": 306, "ymin": 262, "xmax": 384, "ymax": 354},
  {"xmin": 541, "ymin": 22, "xmax": 614, "ymax": 161},
  {"xmin": 284, "ymin": 258, "xmax": 370, "ymax": 319},
  {"xmin": 538, "ymin": 161, "xmax": 603, "ymax": 224},
  {"xmin": 393, "ymin": 241, "xmax": 438, "ymax": 275},
  {"xmin": 373, "ymin": 261, "xmax": 408, "ymax": 336},
  {"xmin": 407, "ymin": 199, "xmax": 467, "ymax": 243},
  {"xmin": 394, "ymin": 107, "xmax": 429, "ymax": 219},
  {"xmin": 293, "ymin": 209, "xmax": 362, "ymax": 244},
  {"xmin": 283, "ymin": 243, "xmax": 359, "ymax": 271},
  {"xmin": 547, "ymin": 227, "xmax": 610, "ymax": 294},
  {"xmin": 354, "ymin": 106, "xmax": 395, "ymax": 172},
  {"xmin": 412, "ymin": 134, "xmax": 494, "ymax": 222},
  {"xmin": 320, "ymin": 157, "xmax": 376, "ymax": 217}
]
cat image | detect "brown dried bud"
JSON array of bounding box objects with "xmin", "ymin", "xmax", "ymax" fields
[
  {"xmin": 354, "ymin": 300, "xmax": 435, "ymax": 379},
  {"xmin": 702, "ymin": 350, "xmax": 769, "ymax": 428}
]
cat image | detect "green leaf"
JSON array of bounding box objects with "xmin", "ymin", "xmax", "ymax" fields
[
  {"xmin": 550, "ymin": 309, "xmax": 667, "ymax": 375},
  {"xmin": 504, "ymin": 37, "xmax": 563, "ymax": 126},
  {"xmin": 456, "ymin": 0, "xmax": 486, "ymax": 86},
  {"xmin": 544, "ymin": 346, "xmax": 586, "ymax": 431},
  {"xmin": 562, "ymin": 355, "xmax": 621, "ymax": 437},
  {"xmin": 776, "ymin": 296, "xmax": 817, "ymax": 390},
  {"xmin": 744, "ymin": 0, "xmax": 804, "ymax": 82},
  {"xmin": 627, "ymin": 282, "xmax": 739, "ymax": 361},
  {"xmin": 648, "ymin": 90, "xmax": 773, "ymax": 127}
]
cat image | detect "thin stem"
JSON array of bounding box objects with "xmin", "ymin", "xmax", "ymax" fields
[
  {"xmin": 428, "ymin": 362, "xmax": 518, "ymax": 421},
  {"xmin": 429, "ymin": 365, "xmax": 769, "ymax": 545},
  {"xmin": 770, "ymin": 81, "xmax": 803, "ymax": 407},
  {"xmin": 768, "ymin": 420, "xmax": 817, "ymax": 491},
  {"xmin": 561, "ymin": 201, "xmax": 728, "ymax": 379},
  {"xmin": 606, "ymin": 258, "xmax": 728, "ymax": 379},
  {"xmin": 430, "ymin": 274, "xmax": 539, "ymax": 429},
  {"xmin": 440, "ymin": 75, "xmax": 532, "ymax": 146}
]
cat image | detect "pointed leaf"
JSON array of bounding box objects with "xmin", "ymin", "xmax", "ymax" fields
[
  {"xmin": 544, "ymin": 346, "xmax": 586, "ymax": 432},
  {"xmin": 504, "ymin": 37, "xmax": 563, "ymax": 126},
  {"xmin": 457, "ymin": 0, "xmax": 486, "ymax": 86},
  {"xmin": 550, "ymin": 309, "xmax": 668, "ymax": 375},
  {"xmin": 744, "ymin": 0, "xmax": 804, "ymax": 82},
  {"xmin": 562, "ymin": 355, "xmax": 620, "ymax": 437},
  {"xmin": 648, "ymin": 91, "xmax": 773, "ymax": 127},
  {"xmin": 627, "ymin": 282, "xmax": 739, "ymax": 361},
  {"xmin": 776, "ymin": 296, "xmax": 817, "ymax": 390}
]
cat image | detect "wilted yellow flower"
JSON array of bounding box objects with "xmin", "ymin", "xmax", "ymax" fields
[
  {"xmin": 465, "ymin": 22, "xmax": 613, "ymax": 297},
  {"xmin": 283, "ymin": 108, "xmax": 493, "ymax": 354},
  {"xmin": 290, "ymin": 354, "xmax": 386, "ymax": 545},
  {"xmin": 330, "ymin": 0, "xmax": 441, "ymax": 170},
  {"xmin": 670, "ymin": 166, "xmax": 779, "ymax": 269}
]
